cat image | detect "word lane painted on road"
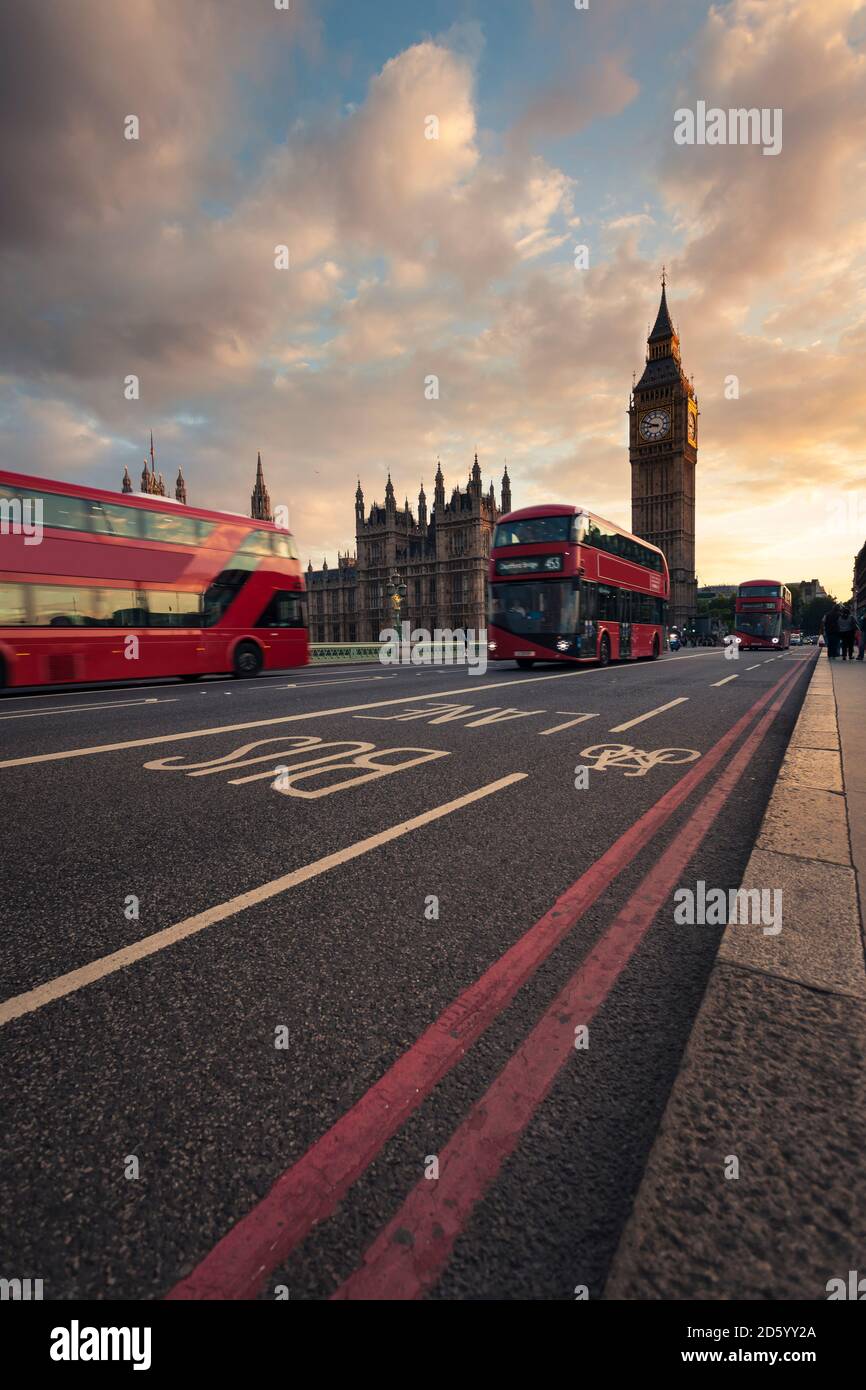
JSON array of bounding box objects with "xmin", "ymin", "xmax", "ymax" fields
[
  {"xmin": 354, "ymin": 702, "xmax": 547, "ymax": 728},
  {"xmin": 144, "ymin": 734, "xmax": 449, "ymax": 800}
]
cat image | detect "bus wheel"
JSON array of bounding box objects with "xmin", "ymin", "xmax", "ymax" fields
[
  {"xmin": 233, "ymin": 642, "xmax": 263, "ymax": 678},
  {"xmin": 516, "ymin": 658, "xmax": 534, "ymax": 670},
  {"xmin": 598, "ymin": 633, "xmax": 611, "ymax": 667},
  {"xmin": 651, "ymin": 634, "xmax": 660, "ymax": 660}
]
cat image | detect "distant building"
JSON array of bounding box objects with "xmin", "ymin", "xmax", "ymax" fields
[
  {"xmin": 305, "ymin": 457, "xmax": 511, "ymax": 643},
  {"xmin": 793, "ymin": 578, "xmax": 827, "ymax": 604},
  {"xmin": 121, "ymin": 436, "xmax": 270, "ymax": 521},
  {"xmin": 697, "ymin": 584, "xmax": 737, "ymax": 599},
  {"xmin": 854, "ymin": 545, "xmax": 866, "ymax": 617}
]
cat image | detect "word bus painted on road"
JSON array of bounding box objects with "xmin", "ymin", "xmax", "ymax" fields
[
  {"xmin": 0, "ymin": 469, "xmax": 309, "ymax": 687},
  {"xmin": 733, "ymin": 579, "xmax": 792, "ymax": 651},
  {"xmin": 486, "ymin": 504, "xmax": 670, "ymax": 669}
]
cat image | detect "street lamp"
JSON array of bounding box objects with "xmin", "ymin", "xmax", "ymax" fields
[{"xmin": 386, "ymin": 571, "xmax": 408, "ymax": 655}]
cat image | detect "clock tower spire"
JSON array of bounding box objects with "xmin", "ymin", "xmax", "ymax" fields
[{"xmin": 630, "ymin": 271, "xmax": 698, "ymax": 632}]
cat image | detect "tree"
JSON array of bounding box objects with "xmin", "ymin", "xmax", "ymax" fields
[{"xmin": 800, "ymin": 595, "xmax": 836, "ymax": 635}]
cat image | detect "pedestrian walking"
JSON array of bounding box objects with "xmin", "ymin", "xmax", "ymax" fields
[
  {"xmin": 823, "ymin": 604, "xmax": 840, "ymax": 659},
  {"xmin": 838, "ymin": 605, "xmax": 856, "ymax": 660}
]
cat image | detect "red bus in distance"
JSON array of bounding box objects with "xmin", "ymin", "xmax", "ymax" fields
[
  {"xmin": 733, "ymin": 579, "xmax": 792, "ymax": 651},
  {"xmin": 0, "ymin": 470, "xmax": 309, "ymax": 688},
  {"xmin": 487, "ymin": 505, "xmax": 669, "ymax": 668}
]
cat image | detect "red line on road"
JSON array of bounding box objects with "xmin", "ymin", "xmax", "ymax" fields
[
  {"xmin": 167, "ymin": 658, "xmax": 810, "ymax": 1300},
  {"xmin": 334, "ymin": 658, "xmax": 811, "ymax": 1299}
]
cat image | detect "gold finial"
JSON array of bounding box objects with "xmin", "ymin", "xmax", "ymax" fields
[{"xmin": 661, "ymin": 264, "xmax": 667, "ymax": 287}]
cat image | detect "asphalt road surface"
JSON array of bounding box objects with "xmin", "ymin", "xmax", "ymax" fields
[{"xmin": 0, "ymin": 647, "xmax": 816, "ymax": 1300}]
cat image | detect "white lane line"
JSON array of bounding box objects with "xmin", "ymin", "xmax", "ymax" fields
[
  {"xmin": 0, "ymin": 773, "xmax": 527, "ymax": 1028},
  {"xmin": 287, "ymin": 676, "xmax": 396, "ymax": 687},
  {"xmin": 0, "ymin": 651, "xmax": 720, "ymax": 770},
  {"xmin": 712, "ymin": 674, "xmax": 739, "ymax": 687},
  {"xmin": 608, "ymin": 697, "xmax": 689, "ymax": 733},
  {"xmin": 0, "ymin": 677, "xmax": 245, "ymax": 703},
  {"xmin": 0, "ymin": 670, "xmax": 356, "ymax": 706},
  {"xmin": 745, "ymin": 664, "xmax": 761, "ymax": 671},
  {"xmin": 0, "ymin": 698, "xmax": 177, "ymax": 720},
  {"xmin": 538, "ymin": 713, "xmax": 600, "ymax": 736}
]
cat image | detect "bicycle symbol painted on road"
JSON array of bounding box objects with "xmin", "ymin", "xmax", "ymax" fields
[{"xmin": 579, "ymin": 743, "xmax": 701, "ymax": 778}]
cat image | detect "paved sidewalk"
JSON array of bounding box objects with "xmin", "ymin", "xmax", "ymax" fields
[
  {"xmin": 605, "ymin": 653, "xmax": 866, "ymax": 1300},
  {"xmin": 831, "ymin": 654, "xmax": 866, "ymax": 930}
]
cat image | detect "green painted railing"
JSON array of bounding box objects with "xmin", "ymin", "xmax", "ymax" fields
[
  {"xmin": 309, "ymin": 644, "xmax": 381, "ymax": 663},
  {"xmin": 309, "ymin": 642, "xmax": 480, "ymax": 665}
]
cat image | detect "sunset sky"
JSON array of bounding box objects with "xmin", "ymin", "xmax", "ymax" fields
[{"xmin": 2, "ymin": 0, "xmax": 865, "ymax": 596}]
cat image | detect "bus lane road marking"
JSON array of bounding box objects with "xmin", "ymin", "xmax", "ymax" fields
[
  {"xmin": 355, "ymin": 703, "xmax": 547, "ymax": 728},
  {"xmin": 0, "ymin": 651, "xmax": 722, "ymax": 771},
  {"xmin": 712, "ymin": 674, "xmax": 739, "ymax": 686},
  {"xmin": 0, "ymin": 773, "xmax": 527, "ymax": 1029},
  {"xmin": 144, "ymin": 734, "xmax": 450, "ymax": 800}
]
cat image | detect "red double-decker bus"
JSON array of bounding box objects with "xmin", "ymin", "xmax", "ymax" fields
[
  {"xmin": 733, "ymin": 579, "xmax": 792, "ymax": 651},
  {"xmin": 487, "ymin": 505, "xmax": 669, "ymax": 668},
  {"xmin": 0, "ymin": 469, "xmax": 308, "ymax": 688}
]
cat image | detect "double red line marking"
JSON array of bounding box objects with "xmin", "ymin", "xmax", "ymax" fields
[{"xmin": 168, "ymin": 658, "xmax": 810, "ymax": 1300}]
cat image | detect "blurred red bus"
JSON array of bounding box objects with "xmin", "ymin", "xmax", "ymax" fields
[
  {"xmin": 0, "ymin": 470, "xmax": 308, "ymax": 688},
  {"xmin": 734, "ymin": 579, "xmax": 792, "ymax": 651},
  {"xmin": 487, "ymin": 505, "xmax": 669, "ymax": 668}
]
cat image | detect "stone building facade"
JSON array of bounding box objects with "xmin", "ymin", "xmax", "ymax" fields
[{"xmin": 306, "ymin": 457, "xmax": 512, "ymax": 643}]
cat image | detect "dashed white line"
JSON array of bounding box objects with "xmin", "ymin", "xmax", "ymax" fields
[
  {"xmin": 608, "ymin": 697, "xmax": 689, "ymax": 733},
  {"xmin": 538, "ymin": 713, "xmax": 600, "ymax": 736},
  {"xmin": 712, "ymin": 674, "xmax": 739, "ymax": 687},
  {"xmin": 0, "ymin": 698, "xmax": 177, "ymax": 720}
]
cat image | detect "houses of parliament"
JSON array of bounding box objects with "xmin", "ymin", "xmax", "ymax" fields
[{"xmin": 121, "ymin": 277, "xmax": 698, "ymax": 643}]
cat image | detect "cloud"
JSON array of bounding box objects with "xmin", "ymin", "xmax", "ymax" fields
[
  {"xmin": 0, "ymin": 0, "xmax": 313, "ymax": 248},
  {"xmin": 510, "ymin": 56, "xmax": 639, "ymax": 149},
  {"xmin": 660, "ymin": 0, "xmax": 866, "ymax": 295}
]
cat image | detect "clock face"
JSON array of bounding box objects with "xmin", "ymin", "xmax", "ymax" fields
[
  {"xmin": 688, "ymin": 408, "xmax": 697, "ymax": 444},
  {"xmin": 639, "ymin": 409, "xmax": 670, "ymax": 441}
]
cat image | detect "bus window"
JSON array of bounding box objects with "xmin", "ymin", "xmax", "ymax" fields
[
  {"xmin": 202, "ymin": 569, "xmax": 253, "ymax": 626},
  {"xmin": 0, "ymin": 583, "xmax": 29, "ymax": 625},
  {"xmin": 141, "ymin": 511, "xmax": 211, "ymax": 546},
  {"xmin": 256, "ymin": 591, "xmax": 308, "ymax": 627},
  {"xmin": 597, "ymin": 585, "xmax": 616, "ymax": 620},
  {"xmin": 145, "ymin": 592, "xmax": 201, "ymax": 626},
  {"xmin": 29, "ymin": 585, "xmax": 142, "ymax": 626}
]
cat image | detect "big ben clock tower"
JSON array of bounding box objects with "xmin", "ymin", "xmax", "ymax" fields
[{"xmin": 630, "ymin": 272, "xmax": 698, "ymax": 631}]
